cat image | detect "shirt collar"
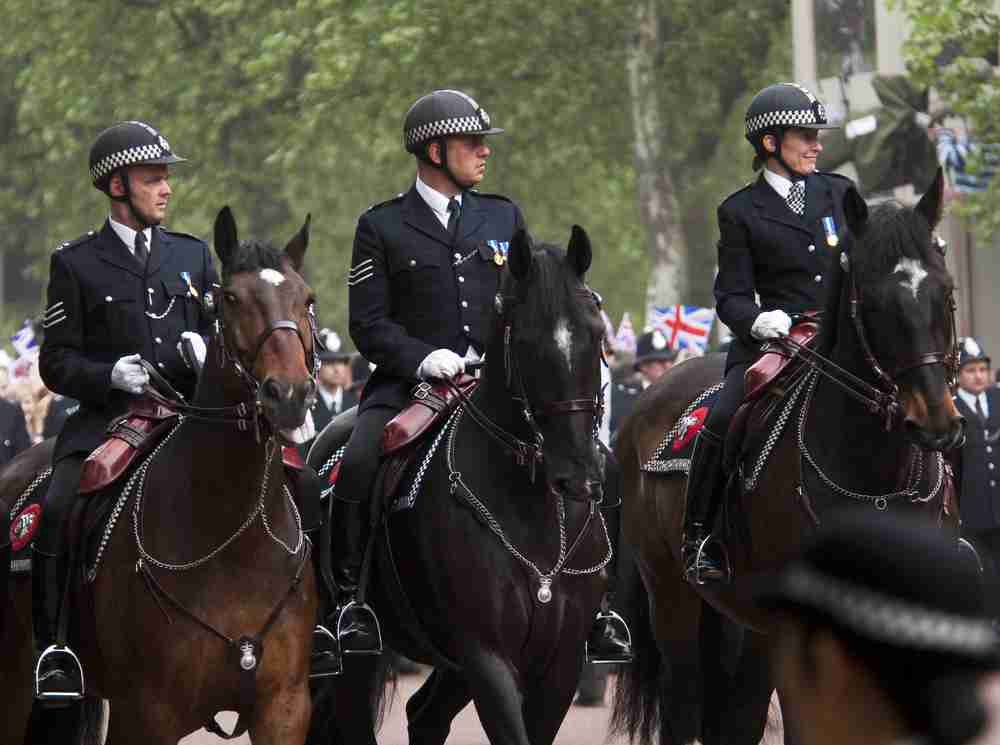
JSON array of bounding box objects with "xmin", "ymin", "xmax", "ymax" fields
[
  {"xmin": 957, "ymin": 387, "xmax": 988, "ymax": 415},
  {"xmin": 415, "ymin": 175, "xmax": 462, "ymax": 224},
  {"xmin": 763, "ymin": 168, "xmax": 794, "ymax": 201},
  {"xmin": 108, "ymin": 217, "xmax": 152, "ymax": 257}
]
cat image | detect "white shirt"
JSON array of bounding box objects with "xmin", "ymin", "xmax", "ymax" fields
[
  {"xmin": 317, "ymin": 384, "xmax": 343, "ymax": 414},
  {"xmin": 763, "ymin": 168, "xmax": 794, "ymax": 201},
  {"xmin": 415, "ymin": 176, "xmax": 462, "ymax": 230},
  {"xmin": 958, "ymin": 388, "xmax": 990, "ymax": 419},
  {"xmin": 109, "ymin": 217, "xmax": 152, "ymax": 258}
]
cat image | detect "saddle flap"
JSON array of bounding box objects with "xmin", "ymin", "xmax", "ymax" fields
[
  {"xmin": 79, "ymin": 398, "xmax": 180, "ymax": 495},
  {"xmin": 743, "ymin": 319, "xmax": 819, "ymax": 402},
  {"xmin": 382, "ymin": 375, "xmax": 479, "ymax": 456}
]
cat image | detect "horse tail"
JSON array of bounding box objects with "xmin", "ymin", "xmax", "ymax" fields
[
  {"xmin": 305, "ymin": 655, "xmax": 396, "ymax": 745},
  {"xmin": 25, "ymin": 697, "xmax": 105, "ymax": 745},
  {"xmin": 609, "ymin": 557, "xmax": 666, "ymax": 745}
]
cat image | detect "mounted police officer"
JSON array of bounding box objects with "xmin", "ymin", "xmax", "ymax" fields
[
  {"xmin": 682, "ymin": 83, "xmax": 855, "ymax": 585},
  {"xmin": 33, "ymin": 121, "xmax": 217, "ymax": 702}
]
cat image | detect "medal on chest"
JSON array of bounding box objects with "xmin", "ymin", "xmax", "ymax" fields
[
  {"xmin": 822, "ymin": 216, "xmax": 839, "ymax": 247},
  {"xmin": 488, "ymin": 240, "xmax": 510, "ymax": 266}
]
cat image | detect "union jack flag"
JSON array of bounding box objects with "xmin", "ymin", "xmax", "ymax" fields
[{"xmin": 648, "ymin": 305, "xmax": 715, "ymax": 353}]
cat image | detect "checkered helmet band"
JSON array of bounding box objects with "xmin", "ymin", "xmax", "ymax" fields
[
  {"xmin": 745, "ymin": 105, "xmax": 828, "ymax": 137},
  {"xmin": 90, "ymin": 143, "xmax": 166, "ymax": 182},
  {"xmin": 405, "ymin": 115, "xmax": 490, "ymax": 149}
]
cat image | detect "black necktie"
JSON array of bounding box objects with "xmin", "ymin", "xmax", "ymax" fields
[
  {"xmin": 447, "ymin": 198, "xmax": 461, "ymax": 237},
  {"xmin": 134, "ymin": 230, "xmax": 149, "ymax": 268},
  {"xmin": 786, "ymin": 180, "xmax": 806, "ymax": 216},
  {"xmin": 976, "ymin": 395, "xmax": 987, "ymax": 425}
]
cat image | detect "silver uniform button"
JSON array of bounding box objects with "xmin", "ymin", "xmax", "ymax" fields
[
  {"xmin": 158, "ymin": 362, "xmax": 165, "ymax": 369},
  {"xmin": 105, "ymin": 295, "xmax": 113, "ymax": 302},
  {"xmin": 462, "ymin": 324, "xmax": 470, "ymax": 333},
  {"xmin": 992, "ymin": 480, "xmax": 997, "ymax": 487},
  {"xmin": 814, "ymin": 275, "xmax": 822, "ymax": 283},
  {"xmin": 155, "ymin": 337, "xmax": 162, "ymax": 344},
  {"xmin": 409, "ymin": 259, "xmax": 417, "ymax": 267},
  {"xmin": 807, "ymin": 244, "xmax": 815, "ymax": 253},
  {"xmin": 990, "ymin": 463, "xmax": 995, "ymax": 470},
  {"xmin": 148, "ymin": 287, "xmax": 155, "ymax": 295},
  {"xmin": 461, "ymin": 300, "xmax": 468, "ymax": 308},
  {"xmin": 989, "ymin": 446, "xmax": 994, "ymax": 454},
  {"xmin": 453, "ymin": 252, "xmax": 462, "ymax": 261},
  {"xmin": 3, "ymin": 439, "xmax": 10, "ymax": 447},
  {"xmin": 458, "ymin": 276, "xmax": 465, "ymax": 283}
]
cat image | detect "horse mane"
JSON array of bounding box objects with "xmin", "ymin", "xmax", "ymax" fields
[{"xmin": 221, "ymin": 239, "xmax": 284, "ymax": 280}]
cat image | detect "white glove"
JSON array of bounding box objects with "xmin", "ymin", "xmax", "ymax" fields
[
  {"xmin": 178, "ymin": 331, "xmax": 207, "ymax": 368},
  {"xmin": 417, "ymin": 349, "xmax": 466, "ymax": 381},
  {"xmin": 750, "ymin": 310, "xmax": 792, "ymax": 341},
  {"xmin": 111, "ymin": 354, "xmax": 149, "ymax": 395}
]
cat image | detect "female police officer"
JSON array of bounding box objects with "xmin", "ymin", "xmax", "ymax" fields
[{"xmin": 682, "ymin": 83, "xmax": 855, "ymax": 584}]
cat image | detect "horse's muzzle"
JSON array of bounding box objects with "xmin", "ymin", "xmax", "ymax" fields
[{"xmin": 259, "ymin": 376, "xmax": 317, "ymax": 431}]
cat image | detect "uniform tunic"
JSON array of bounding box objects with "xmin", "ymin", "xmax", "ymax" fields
[
  {"xmin": 39, "ymin": 220, "xmax": 217, "ymax": 461},
  {"xmin": 707, "ymin": 170, "xmax": 855, "ymax": 434},
  {"xmin": 0, "ymin": 399, "xmax": 31, "ymax": 467},
  {"xmin": 955, "ymin": 387, "xmax": 1000, "ymax": 534},
  {"xmin": 348, "ymin": 185, "xmax": 525, "ymax": 412}
]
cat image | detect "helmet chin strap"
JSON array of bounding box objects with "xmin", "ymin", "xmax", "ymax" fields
[
  {"xmin": 110, "ymin": 169, "xmax": 156, "ymax": 229},
  {"xmin": 432, "ymin": 137, "xmax": 471, "ymax": 193}
]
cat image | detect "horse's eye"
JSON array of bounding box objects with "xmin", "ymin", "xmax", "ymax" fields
[{"xmin": 223, "ymin": 292, "xmax": 239, "ymax": 305}]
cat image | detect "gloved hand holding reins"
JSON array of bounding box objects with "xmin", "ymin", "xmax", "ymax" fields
[{"xmin": 110, "ymin": 353, "xmax": 149, "ymax": 395}]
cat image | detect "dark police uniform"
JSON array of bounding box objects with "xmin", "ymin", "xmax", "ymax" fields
[
  {"xmin": 955, "ymin": 387, "xmax": 1000, "ymax": 575},
  {"xmin": 40, "ymin": 221, "xmax": 217, "ymax": 462},
  {"xmin": 349, "ymin": 186, "xmax": 525, "ymax": 412},
  {"xmin": 0, "ymin": 398, "xmax": 31, "ymax": 467},
  {"xmin": 610, "ymin": 380, "xmax": 640, "ymax": 437},
  {"xmin": 709, "ymin": 170, "xmax": 854, "ymax": 430}
]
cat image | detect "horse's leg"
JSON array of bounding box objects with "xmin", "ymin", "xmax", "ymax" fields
[
  {"xmin": 521, "ymin": 649, "xmax": 583, "ymax": 745},
  {"xmin": 305, "ymin": 656, "xmax": 380, "ymax": 745},
  {"xmin": 250, "ymin": 680, "xmax": 311, "ymax": 745},
  {"xmin": 465, "ymin": 653, "xmax": 532, "ymax": 745},
  {"xmin": 0, "ymin": 576, "xmax": 34, "ymax": 744},
  {"xmin": 405, "ymin": 668, "xmax": 472, "ymax": 745}
]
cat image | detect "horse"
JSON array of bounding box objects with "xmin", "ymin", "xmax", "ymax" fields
[
  {"xmin": 306, "ymin": 226, "xmax": 612, "ymax": 745},
  {"xmin": 0, "ymin": 206, "xmax": 320, "ymax": 744},
  {"xmin": 611, "ymin": 169, "xmax": 963, "ymax": 745}
]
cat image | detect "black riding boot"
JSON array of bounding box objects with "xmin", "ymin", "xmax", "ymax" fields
[
  {"xmin": 32, "ymin": 549, "xmax": 84, "ymax": 704},
  {"xmin": 332, "ymin": 498, "xmax": 382, "ymax": 654},
  {"xmin": 681, "ymin": 428, "xmax": 731, "ymax": 585},
  {"xmin": 586, "ymin": 449, "xmax": 633, "ymax": 664}
]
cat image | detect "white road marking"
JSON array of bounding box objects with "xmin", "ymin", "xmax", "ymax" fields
[{"xmin": 259, "ymin": 268, "xmax": 285, "ymax": 286}]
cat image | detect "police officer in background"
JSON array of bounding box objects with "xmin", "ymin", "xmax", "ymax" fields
[
  {"xmin": 609, "ymin": 330, "xmax": 675, "ymax": 435},
  {"xmin": 310, "ymin": 329, "xmax": 357, "ymax": 435},
  {"xmin": 0, "ymin": 394, "xmax": 31, "ymax": 466},
  {"xmin": 33, "ymin": 122, "xmax": 217, "ymax": 702},
  {"xmin": 683, "ymin": 83, "xmax": 856, "ymax": 585},
  {"xmin": 953, "ymin": 338, "xmax": 1000, "ymax": 587}
]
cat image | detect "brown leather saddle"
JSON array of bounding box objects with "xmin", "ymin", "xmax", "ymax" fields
[{"xmin": 725, "ymin": 320, "xmax": 819, "ymax": 473}]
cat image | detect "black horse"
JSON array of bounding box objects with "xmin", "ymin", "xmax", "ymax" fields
[
  {"xmin": 307, "ymin": 226, "xmax": 611, "ymax": 745},
  {"xmin": 611, "ymin": 170, "xmax": 963, "ymax": 744}
]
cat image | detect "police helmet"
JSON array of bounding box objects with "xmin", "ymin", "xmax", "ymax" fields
[
  {"xmin": 317, "ymin": 328, "xmax": 352, "ymax": 363},
  {"xmin": 745, "ymin": 83, "xmax": 838, "ymax": 167},
  {"xmin": 634, "ymin": 329, "xmax": 676, "ymax": 370},
  {"xmin": 403, "ymin": 90, "xmax": 504, "ymax": 158},
  {"xmin": 89, "ymin": 121, "xmax": 187, "ymax": 193},
  {"xmin": 959, "ymin": 337, "xmax": 991, "ymax": 369}
]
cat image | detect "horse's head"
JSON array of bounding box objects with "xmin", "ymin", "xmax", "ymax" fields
[
  {"xmin": 493, "ymin": 226, "xmax": 606, "ymax": 500},
  {"xmin": 841, "ymin": 170, "xmax": 963, "ymax": 451},
  {"xmin": 212, "ymin": 206, "xmax": 318, "ymax": 435}
]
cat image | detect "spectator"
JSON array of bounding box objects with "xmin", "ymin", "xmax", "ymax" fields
[
  {"xmin": 42, "ymin": 395, "xmax": 79, "ymax": 441},
  {"xmin": 12, "ymin": 381, "xmax": 48, "ymax": 445},
  {"xmin": 0, "ymin": 365, "xmax": 12, "ymax": 402},
  {"xmin": 756, "ymin": 510, "xmax": 1000, "ymax": 745},
  {"xmin": 0, "ymin": 384, "xmax": 31, "ymax": 466}
]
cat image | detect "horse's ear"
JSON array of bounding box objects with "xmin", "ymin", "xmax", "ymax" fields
[
  {"xmin": 916, "ymin": 167, "xmax": 945, "ymax": 230},
  {"xmin": 214, "ymin": 206, "xmax": 239, "ymax": 268},
  {"xmin": 509, "ymin": 228, "xmax": 533, "ymax": 280},
  {"xmin": 284, "ymin": 213, "xmax": 310, "ymax": 272},
  {"xmin": 843, "ymin": 185, "xmax": 869, "ymax": 238},
  {"xmin": 567, "ymin": 225, "xmax": 592, "ymax": 277}
]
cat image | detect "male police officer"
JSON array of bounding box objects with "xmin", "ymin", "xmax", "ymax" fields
[
  {"xmin": 34, "ymin": 121, "xmax": 217, "ymax": 702},
  {"xmin": 954, "ymin": 338, "xmax": 1000, "ymax": 583}
]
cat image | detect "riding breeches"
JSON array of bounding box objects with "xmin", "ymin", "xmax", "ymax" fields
[
  {"xmin": 35, "ymin": 454, "xmax": 86, "ymax": 558},
  {"xmin": 336, "ymin": 406, "xmax": 399, "ymax": 506},
  {"xmin": 704, "ymin": 363, "xmax": 750, "ymax": 439}
]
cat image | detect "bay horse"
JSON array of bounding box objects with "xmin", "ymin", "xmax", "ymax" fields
[
  {"xmin": 307, "ymin": 226, "xmax": 611, "ymax": 745},
  {"xmin": 611, "ymin": 170, "xmax": 963, "ymax": 745},
  {"xmin": 0, "ymin": 206, "xmax": 319, "ymax": 744}
]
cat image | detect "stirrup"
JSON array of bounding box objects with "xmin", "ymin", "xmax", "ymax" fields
[
  {"xmin": 585, "ymin": 609, "xmax": 634, "ymax": 664},
  {"xmin": 35, "ymin": 645, "xmax": 85, "ymax": 702},
  {"xmin": 336, "ymin": 600, "xmax": 383, "ymax": 656},
  {"xmin": 688, "ymin": 534, "xmax": 732, "ymax": 586},
  {"xmin": 310, "ymin": 624, "xmax": 343, "ymax": 679}
]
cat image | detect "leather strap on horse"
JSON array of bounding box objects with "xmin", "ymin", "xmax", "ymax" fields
[{"xmin": 136, "ymin": 539, "xmax": 311, "ymax": 740}]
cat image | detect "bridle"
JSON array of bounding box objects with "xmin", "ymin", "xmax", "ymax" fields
[
  {"xmin": 144, "ymin": 279, "xmax": 320, "ymax": 441},
  {"xmin": 784, "ymin": 248, "xmax": 959, "ymax": 431},
  {"xmin": 446, "ymin": 288, "xmax": 604, "ymax": 485}
]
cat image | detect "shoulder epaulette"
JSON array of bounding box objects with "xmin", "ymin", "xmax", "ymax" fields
[
  {"xmin": 366, "ymin": 193, "xmax": 405, "ymax": 212},
  {"xmin": 469, "ymin": 190, "xmax": 514, "ymax": 204},
  {"xmin": 55, "ymin": 230, "xmax": 98, "ymax": 252},
  {"xmin": 161, "ymin": 229, "xmax": 207, "ymax": 244},
  {"xmin": 720, "ymin": 182, "xmax": 753, "ymax": 207}
]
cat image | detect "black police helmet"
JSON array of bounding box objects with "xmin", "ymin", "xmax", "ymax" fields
[
  {"xmin": 634, "ymin": 329, "xmax": 676, "ymax": 370},
  {"xmin": 745, "ymin": 83, "xmax": 838, "ymax": 168},
  {"xmin": 89, "ymin": 121, "xmax": 187, "ymax": 193},
  {"xmin": 403, "ymin": 90, "xmax": 504, "ymax": 159},
  {"xmin": 958, "ymin": 337, "xmax": 991, "ymax": 369}
]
